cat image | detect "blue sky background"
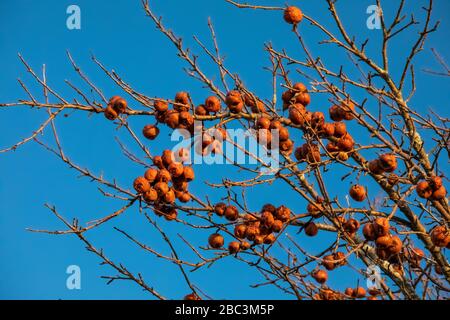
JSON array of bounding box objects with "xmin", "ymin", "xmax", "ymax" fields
[{"xmin": 0, "ymin": 0, "xmax": 449, "ymax": 299}]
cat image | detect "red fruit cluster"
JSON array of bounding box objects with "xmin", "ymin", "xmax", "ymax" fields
[
  {"xmin": 282, "ymin": 83, "xmax": 310, "ymax": 109},
  {"xmin": 132, "ymin": 149, "xmax": 195, "ymax": 219},
  {"xmin": 224, "ymin": 90, "xmax": 267, "ymax": 114},
  {"xmin": 195, "ymin": 127, "xmax": 227, "ymax": 156},
  {"xmin": 344, "ymin": 287, "xmax": 366, "ymax": 299},
  {"xmin": 368, "ymin": 153, "xmax": 398, "ymax": 174},
  {"xmin": 104, "ymin": 96, "xmax": 128, "ymax": 120},
  {"xmin": 362, "ymin": 217, "xmax": 404, "ymax": 261},
  {"xmin": 416, "ymin": 176, "xmax": 446, "ymax": 200},
  {"xmin": 430, "ymin": 225, "xmax": 450, "ymax": 248},
  {"xmin": 254, "ymin": 117, "xmax": 294, "ymax": 154},
  {"xmin": 154, "ymin": 93, "xmax": 195, "ymax": 132},
  {"xmin": 295, "ymin": 143, "xmax": 321, "ymax": 164},
  {"xmin": 322, "ymin": 251, "xmax": 347, "ymax": 271},
  {"xmin": 213, "ymin": 203, "xmax": 292, "ymax": 253},
  {"xmin": 329, "ymin": 99, "xmax": 356, "ymax": 121}
]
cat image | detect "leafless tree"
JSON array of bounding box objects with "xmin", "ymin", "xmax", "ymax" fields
[{"xmin": 1, "ymin": 0, "xmax": 449, "ymax": 300}]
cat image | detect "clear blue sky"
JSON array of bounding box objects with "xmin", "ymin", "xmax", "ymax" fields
[{"xmin": 0, "ymin": 0, "xmax": 449, "ymax": 299}]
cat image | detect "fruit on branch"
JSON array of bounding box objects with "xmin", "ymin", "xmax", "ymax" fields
[
  {"xmin": 333, "ymin": 252, "xmax": 347, "ymax": 267},
  {"xmin": 214, "ymin": 202, "xmax": 226, "ymax": 217},
  {"xmin": 416, "ymin": 180, "xmax": 432, "ymax": 199},
  {"xmin": 240, "ymin": 241, "xmax": 251, "ymax": 250},
  {"xmin": 344, "ymin": 218, "xmax": 360, "ymax": 234},
  {"xmin": 305, "ymin": 222, "xmax": 318, "ymax": 237},
  {"xmin": 278, "ymin": 126, "xmax": 290, "ymax": 141},
  {"xmin": 333, "ymin": 122, "xmax": 347, "ymax": 137},
  {"xmin": 388, "ymin": 235, "xmax": 403, "ymax": 255},
  {"xmin": 362, "ymin": 223, "xmax": 377, "ymax": 241},
  {"xmin": 168, "ymin": 162, "xmax": 184, "ymax": 178},
  {"xmin": 184, "ymin": 293, "xmax": 201, "ymax": 300},
  {"xmin": 405, "ymin": 247, "xmax": 425, "ymax": 268},
  {"xmin": 295, "ymin": 92, "xmax": 311, "ymax": 106},
  {"xmin": 430, "ymin": 225, "xmax": 450, "ymax": 247},
  {"xmin": 376, "ymin": 235, "xmax": 392, "ymax": 249},
  {"xmin": 429, "ymin": 176, "xmax": 443, "ymax": 190},
  {"xmin": 337, "ymin": 133, "xmax": 354, "ymax": 152},
  {"xmin": 253, "ymin": 235, "xmax": 264, "ymax": 245},
  {"xmin": 164, "ymin": 207, "xmax": 178, "ymax": 221},
  {"xmin": 228, "ymin": 241, "xmax": 240, "ymax": 254},
  {"xmin": 353, "ymin": 287, "xmax": 366, "ymax": 298},
  {"xmin": 378, "ymin": 154, "xmax": 397, "ymax": 172},
  {"xmin": 261, "ymin": 211, "xmax": 275, "ymax": 228},
  {"xmin": 341, "ymin": 99, "xmax": 355, "ymax": 120},
  {"xmin": 154, "ymin": 100, "xmax": 169, "ymax": 113},
  {"xmin": 234, "ymin": 224, "xmax": 247, "ymax": 239},
  {"xmin": 153, "ymin": 156, "xmax": 165, "ymax": 169},
  {"xmin": 205, "ymin": 96, "xmax": 221, "ymax": 113},
  {"xmin": 179, "ymin": 111, "xmax": 194, "ymax": 128},
  {"xmin": 154, "ymin": 181, "xmax": 170, "ymax": 196},
  {"xmin": 183, "ymin": 166, "xmax": 195, "ymax": 181},
  {"xmin": 329, "ymin": 99, "xmax": 356, "ymax": 121},
  {"xmin": 244, "ymin": 94, "xmax": 266, "ymax": 113},
  {"xmin": 322, "ymin": 255, "xmax": 336, "ymax": 271},
  {"xmin": 373, "ymin": 217, "xmax": 390, "ymax": 236},
  {"xmin": 337, "ymin": 152, "xmax": 349, "ymax": 161},
  {"xmin": 226, "ymin": 91, "xmax": 244, "ymax": 113},
  {"xmin": 245, "ymin": 225, "xmax": 260, "ymax": 241},
  {"xmin": 163, "ymin": 189, "xmax": 176, "ymax": 203},
  {"xmin": 344, "ymin": 288, "xmax": 354, "ymax": 297},
  {"xmin": 144, "ymin": 168, "xmax": 158, "ymax": 183},
  {"xmin": 368, "ymin": 159, "xmax": 384, "ymax": 175},
  {"xmin": 177, "ymin": 192, "xmax": 191, "ymax": 203},
  {"xmin": 329, "ymin": 105, "xmax": 345, "ymax": 122},
  {"xmin": 174, "ymin": 92, "xmax": 190, "ymax": 111},
  {"xmin": 312, "ymin": 269, "xmax": 328, "ymax": 284},
  {"xmin": 322, "ymin": 123, "xmax": 335, "ymax": 137},
  {"xmin": 104, "ymin": 105, "xmax": 119, "ymax": 120},
  {"xmin": 275, "ymin": 205, "xmax": 291, "ymax": 222},
  {"xmin": 256, "ymin": 129, "xmax": 272, "ymax": 146},
  {"xmin": 293, "ymin": 82, "xmax": 308, "ymax": 93},
  {"xmin": 164, "ymin": 110, "xmax": 180, "ymax": 129},
  {"xmin": 283, "ymin": 6, "xmax": 303, "ymax": 24},
  {"xmin": 349, "ymin": 184, "xmax": 367, "ymax": 202},
  {"xmin": 430, "ymin": 186, "xmax": 447, "ymax": 201},
  {"xmin": 208, "ymin": 233, "xmax": 224, "ymax": 249},
  {"xmin": 142, "ymin": 124, "xmax": 159, "ymax": 140},
  {"xmin": 311, "ymin": 111, "xmax": 325, "ymax": 129},
  {"xmin": 261, "ymin": 204, "xmax": 276, "ymax": 214},
  {"xmin": 295, "ymin": 143, "xmax": 321, "ymax": 163},
  {"xmin": 289, "ymin": 103, "xmax": 307, "ymax": 125},
  {"xmin": 109, "ymin": 96, "xmax": 128, "ymax": 114},
  {"xmin": 279, "ymin": 139, "xmax": 294, "ymax": 154},
  {"xmin": 326, "ymin": 142, "xmax": 340, "ymax": 154},
  {"xmin": 307, "ymin": 202, "xmax": 323, "ymax": 218},
  {"xmin": 162, "ymin": 150, "xmax": 174, "ymax": 167},
  {"xmin": 263, "ymin": 234, "xmax": 276, "ymax": 245},
  {"xmin": 143, "ymin": 188, "xmax": 158, "ymax": 203},
  {"xmin": 224, "ymin": 205, "xmax": 239, "ymax": 221},
  {"xmin": 133, "ymin": 177, "xmax": 151, "ymax": 194},
  {"xmin": 281, "ymin": 90, "xmax": 294, "ymax": 106},
  {"xmin": 271, "ymin": 220, "xmax": 283, "ymax": 233},
  {"xmin": 195, "ymin": 104, "xmax": 209, "ymax": 116},
  {"xmin": 156, "ymin": 169, "xmax": 171, "ymax": 183},
  {"xmin": 172, "ymin": 178, "xmax": 188, "ymax": 192},
  {"xmin": 256, "ymin": 116, "xmax": 271, "ymax": 130}
]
